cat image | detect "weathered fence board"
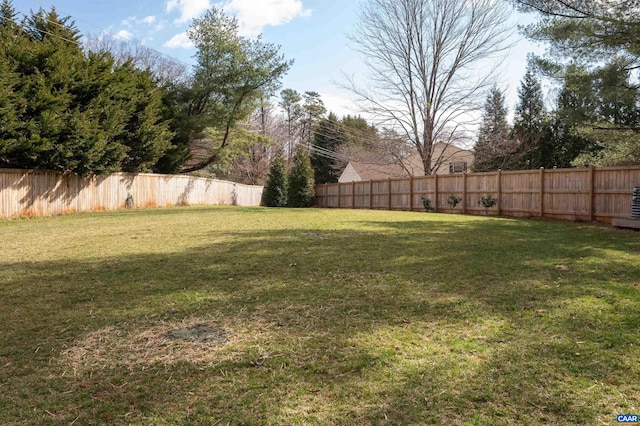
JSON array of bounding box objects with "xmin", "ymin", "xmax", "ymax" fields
[
  {"xmin": 316, "ymin": 166, "xmax": 640, "ymax": 224},
  {"xmin": 0, "ymin": 169, "xmax": 263, "ymax": 219}
]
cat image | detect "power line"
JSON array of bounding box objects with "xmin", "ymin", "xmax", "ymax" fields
[
  {"xmin": 10, "ymin": 3, "xmax": 405, "ymax": 167},
  {"xmin": 3, "ymin": 11, "xmax": 83, "ymax": 46},
  {"xmin": 30, "ymin": 0, "xmax": 193, "ymax": 69},
  {"xmin": 24, "ymin": 1, "xmax": 387, "ymax": 145}
]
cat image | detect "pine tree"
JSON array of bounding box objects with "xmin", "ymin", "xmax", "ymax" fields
[
  {"xmin": 596, "ymin": 58, "xmax": 640, "ymax": 127},
  {"xmin": 547, "ymin": 65, "xmax": 601, "ymax": 168},
  {"xmin": 299, "ymin": 91, "xmax": 326, "ymax": 144},
  {"xmin": 513, "ymin": 66, "xmax": 550, "ymax": 168},
  {"xmin": 473, "ymin": 87, "xmax": 519, "ymax": 171},
  {"xmin": 311, "ymin": 112, "xmax": 345, "ymax": 184},
  {"xmin": 279, "ymin": 88, "xmax": 303, "ymax": 159},
  {"xmin": 262, "ymin": 152, "xmax": 288, "ymax": 207},
  {"xmin": 287, "ymin": 146, "xmax": 315, "ymax": 207}
]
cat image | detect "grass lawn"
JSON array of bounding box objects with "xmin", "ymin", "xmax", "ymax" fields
[{"xmin": 1, "ymin": 206, "xmax": 639, "ymax": 425}]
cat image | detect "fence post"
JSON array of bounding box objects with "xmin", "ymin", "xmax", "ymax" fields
[
  {"xmin": 388, "ymin": 177, "xmax": 392, "ymax": 211},
  {"xmin": 337, "ymin": 183, "xmax": 341, "ymax": 209},
  {"xmin": 352, "ymin": 182, "xmax": 356, "ymax": 209},
  {"xmin": 462, "ymin": 172, "xmax": 467, "ymax": 214},
  {"xmin": 588, "ymin": 165, "xmax": 595, "ymax": 221},
  {"xmin": 497, "ymin": 169, "xmax": 502, "ymax": 216},
  {"xmin": 434, "ymin": 174, "xmax": 439, "ymax": 212},
  {"xmin": 408, "ymin": 176, "xmax": 413, "ymax": 211},
  {"xmin": 369, "ymin": 180, "xmax": 373, "ymax": 210},
  {"xmin": 539, "ymin": 167, "xmax": 545, "ymax": 218}
]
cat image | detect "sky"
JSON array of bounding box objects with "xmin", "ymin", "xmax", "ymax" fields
[{"xmin": 11, "ymin": 0, "xmax": 547, "ymax": 125}]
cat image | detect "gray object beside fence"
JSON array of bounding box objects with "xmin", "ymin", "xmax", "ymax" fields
[{"xmin": 632, "ymin": 187, "xmax": 640, "ymax": 219}]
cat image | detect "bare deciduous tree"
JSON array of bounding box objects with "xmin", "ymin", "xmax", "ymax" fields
[
  {"xmin": 228, "ymin": 101, "xmax": 288, "ymax": 185},
  {"xmin": 344, "ymin": 0, "xmax": 513, "ymax": 175},
  {"xmin": 336, "ymin": 127, "xmax": 411, "ymax": 168},
  {"xmin": 84, "ymin": 34, "xmax": 188, "ymax": 85}
]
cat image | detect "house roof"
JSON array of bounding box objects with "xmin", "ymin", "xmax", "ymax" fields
[
  {"xmin": 339, "ymin": 143, "xmax": 475, "ymax": 182},
  {"xmin": 347, "ymin": 161, "xmax": 408, "ymax": 180}
]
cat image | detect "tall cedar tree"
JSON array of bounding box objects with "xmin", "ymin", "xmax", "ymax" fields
[
  {"xmin": 341, "ymin": 115, "xmax": 377, "ymax": 147},
  {"xmin": 0, "ymin": 1, "xmax": 22, "ymax": 167},
  {"xmin": 262, "ymin": 152, "xmax": 288, "ymax": 207},
  {"xmin": 473, "ymin": 88, "xmax": 518, "ymax": 171},
  {"xmin": 512, "ymin": 66, "xmax": 551, "ymax": 168},
  {"xmin": 287, "ymin": 146, "xmax": 315, "ymax": 207},
  {"xmin": 0, "ymin": 2, "xmax": 173, "ymax": 175},
  {"xmin": 311, "ymin": 112, "xmax": 345, "ymax": 184}
]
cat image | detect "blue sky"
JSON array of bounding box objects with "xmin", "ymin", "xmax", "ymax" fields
[{"xmin": 11, "ymin": 0, "xmax": 546, "ymax": 120}]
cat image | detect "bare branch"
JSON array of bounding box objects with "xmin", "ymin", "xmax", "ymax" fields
[{"xmin": 342, "ymin": 0, "xmax": 514, "ymax": 175}]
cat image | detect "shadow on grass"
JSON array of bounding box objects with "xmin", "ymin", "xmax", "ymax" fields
[{"xmin": 1, "ymin": 216, "xmax": 639, "ymax": 424}]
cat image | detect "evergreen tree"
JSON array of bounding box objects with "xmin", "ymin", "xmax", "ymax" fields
[
  {"xmin": 0, "ymin": 3, "xmax": 173, "ymax": 175},
  {"xmin": 473, "ymin": 87, "xmax": 520, "ymax": 171},
  {"xmin": 0, "ymin": 8, "xmax": 127, "ymax": 175},
  {"xmin": 178, "ymin": 8, "xmax": 292, "ymax": 173},
  {"xmin": 546, "ymin": 67, "xmax": 600, "ymax": 168},
  {"xmin": 114, "ymin": 64, "xmax": 174, "ymax": 173},
  {"xmin": 311, "ymin": 112, "xmax": 345, "ymax": 184},
  {"xmin": 262, "ymin": 152, "xmax": 288, "ymax": 207},
  {"xmin": 287, "ymin": 146, "xmax": 315, "ymax": 207},
  {"xmin": 299, "ymin": 91, "xmax": 326, "ymax": 144},
  {"xmin": 279, "ymin": 88, "xmax": 303, "ymax": 159},
  {"xmin": 513, "ymin": 66, "xmax": 552, "ymax": 168},
  {"xmin": 0, "ymin": 0, "xmax": 17, "ymax": 29},
  {"xmin": 0, "ymin": 1, "xmax": 22, "ymax": 168},
  {"xmin": 596, "ymin": 58, "xmax": 640, "ymax": 127},
  {"xmin": 563, "ymin": 59, "xmax": 640, "ymax": 167},
  {"xmin": 341, "ymin": 115, "xmax": 377, "ymax": 147}
]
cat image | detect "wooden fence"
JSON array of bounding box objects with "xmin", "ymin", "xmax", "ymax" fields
[
  {"xmin": 315, "ymin": 166, "xmax": 640, "ymax": 224},
  {"xmin": 0, "ymin": 169, "xmax": 264, "ymax": 219}
]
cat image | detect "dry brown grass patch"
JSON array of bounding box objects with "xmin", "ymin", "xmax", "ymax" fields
[{"xmin": 60, "ymin": 317, "xmax": 238, "ymax": 376}]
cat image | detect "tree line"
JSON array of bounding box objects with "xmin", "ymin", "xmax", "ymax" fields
[{"xmin": 475, "ymin": 0, "xmax": 640, "ymax": 171}]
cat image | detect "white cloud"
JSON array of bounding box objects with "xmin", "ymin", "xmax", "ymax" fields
[
  {"xmin": 221, "ymin": 0, "xmax": 312, "ymax": 36},
  {"xmin": 164, "ymin": 31, "xmax": 194, "ymax": 49},
  {"xmin": 122, "ymin": 15, "xmax": 159, "ymax": 27},
  {"xmin": 115, "ymin": 29, "xmax": 133, "ymax": 40},
  {"xmin": 166, "ymin": 0, "xmax": 212, "ymax": 24}
]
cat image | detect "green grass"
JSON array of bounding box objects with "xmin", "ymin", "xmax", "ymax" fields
[{"xmin": 1, "ymin": 206, "xmax": 639, "ymax": 425}]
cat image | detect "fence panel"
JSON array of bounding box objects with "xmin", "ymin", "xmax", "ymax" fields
[
  {"xmin": 0, "ymin": 169, "xmax": 264, "ymax": 219},
  {"xmin": 544, "ymin": 169, "xmax": 590, "ymax": 221},
  {"xmin": 594, "ymin": 167, "xmax": 640, "ymax": 221},
  {"xmin": 438, "ymin": 175, "xmax": 465, "ymax": 212},
  {"xmin": 354, "ymin": 181, "xmax": 370, "ymax": 209},
  {"xmin": 413, "ymin": 176, "xmax": 435, "ymax": 211},
  {"xmin": 466, "ymin": 172, "xmax": 499, "ymax": 215},
  {"xmin": 500, "ymin": 170, "xmax": 540, "ymax": 217}
]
